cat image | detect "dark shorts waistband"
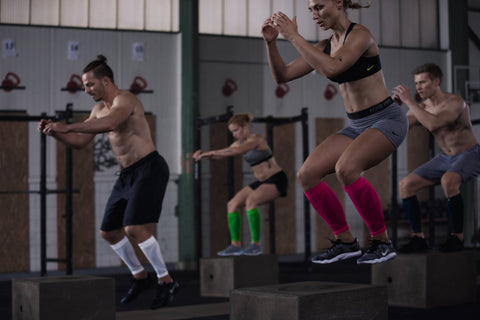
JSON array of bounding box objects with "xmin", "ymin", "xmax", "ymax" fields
[
  {"xmin": 346, "ymin": 97, "xmax": 394, "ymax": 120},
  {"xmin": 120, "ymin": 151, "xmax": 159, "ymax": 175},
  {"xmin": 249, "ymin": 170, "xmax": 288, "ymax": 197}
]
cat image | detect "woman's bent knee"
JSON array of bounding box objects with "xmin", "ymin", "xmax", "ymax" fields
[
  {"xmin": 296, "ymin": 169, "xmax": 306, "ymax": 187},
  {"xmin": 297, "ymin": 166, "xmax": 322, "ymax": 190},
  {"xmin": 335, "ymin": 161, "xmax": 360, "ymax": 186},
  {"xmin": 245, "ymin": 197, "xmax": 259, "ymax": 210},
  {"xmin": 227, "ymin": 200, "xmax": 239, "ymax": 213}
]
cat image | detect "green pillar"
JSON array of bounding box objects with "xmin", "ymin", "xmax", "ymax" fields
[{"xmin": 179, "ymin": 0, "xmax": 199, "ymax": 266}]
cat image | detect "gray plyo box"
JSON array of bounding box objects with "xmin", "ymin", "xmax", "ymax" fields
[
  {"xmin": 12, "ymin": 275, "xmax": 115, "ymax": 320},
  {"xmin": 372, "ymin": 250, "xmax": 477, "ymax": 308},
  {"xmin": 200, "ymin": 255, "xmax": 278, "ymax": 297},
  {"xmin": 230, "ymin": 281, "xmax": 388, "ymax": 320}
]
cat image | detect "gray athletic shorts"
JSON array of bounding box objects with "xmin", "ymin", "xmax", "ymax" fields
[
  {"xmin": 414, "ymin": 144, "xmax": 480, "ymax": 183},
  {"xmin": 338, "ymin": 97, "xmax": 408, "ymax": 148}
]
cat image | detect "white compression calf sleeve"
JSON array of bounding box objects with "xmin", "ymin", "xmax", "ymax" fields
[
  {"xmin": 110, "ymin": 236, "xmax": 144, "ymax": 275},
  {"xmin": 138, "ymin": 236, "xmax": 168, "ymax": 279}
]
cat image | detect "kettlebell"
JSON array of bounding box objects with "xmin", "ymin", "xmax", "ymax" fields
[
  {"xmin": 323, "ymin": 83, "xmax": 338, "ymax": 100},
  {"xmin": 66, "ymin": 74, "xmax": 83, "ymax": 93},
  {"xmin": 2, "ymin": 72, "xmax": 20, "ymax": 92},
  {"xmin": 222, "ymin": 79, "xmax": 238, "ymax": 97},
  {"xmin": 275, "ymin": 83, "xmax": 289, "ymax": 98},
  {"xmin": 130, "ymin": 76, "xmax": 147, "ymax": 95}
]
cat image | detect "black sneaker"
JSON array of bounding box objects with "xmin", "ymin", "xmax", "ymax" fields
[
  {"xmin": 399, "ymin": 236, "xmax": 429, "ymax": 253},
  {"xmin": 311, "ymin": 238, "xmax": 362, "ymax": 264},
  {"xmin": 357, "ymin": 239, "xmax": 396, "ymax": 264},
  {"xmin": 439, "ymin": 235, "xmax": 464, "ymax": 252},
  {"xmin": 121, "ymin": 273, "xmax": 156, "ymax": 304},
  {"xmin": 151, "ymin": 277, "xmax": 180, "ymax": 309}
]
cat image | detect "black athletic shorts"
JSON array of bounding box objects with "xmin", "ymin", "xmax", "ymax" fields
[
  {"xmin": 100, "ymin": 151, "xmax": 169, "ymax": 231},
  {"xmin": 248, "ymin": 171, "xmax": 288, "ymax": 197}
]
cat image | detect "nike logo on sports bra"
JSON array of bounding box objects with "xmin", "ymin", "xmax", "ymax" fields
[{"xmin": 367, "ymin": 65, "xmax": 375, "ymax": 71}]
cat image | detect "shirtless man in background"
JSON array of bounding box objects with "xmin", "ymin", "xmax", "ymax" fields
[{"xmin": 393, "ymin": 63, "xmax": 480, "ymax": 253}]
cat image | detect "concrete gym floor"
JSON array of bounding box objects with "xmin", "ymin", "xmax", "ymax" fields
[{"xmin": 1, "ymin": 252, "xmax": 479, "ymax": 320}]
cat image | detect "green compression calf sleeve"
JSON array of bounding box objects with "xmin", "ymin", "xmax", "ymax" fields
[
  {"xmin": 228, "ymin": 211, "xmax": 241, "ymax": 242},
  {"xmin": 247, "ymin": 208, "xmax": 261, "ymax": 243}
]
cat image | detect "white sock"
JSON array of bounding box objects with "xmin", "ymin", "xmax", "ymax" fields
[
  {"xmin": 110, "ymin": 236, "xmax": 144, "ymax": 275},
  {"xmin": 138, "ymin": 236, "xmax": 168, "ymax": 279}
]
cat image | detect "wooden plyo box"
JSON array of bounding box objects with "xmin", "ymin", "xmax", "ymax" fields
[
  {"xmin": 12, "ymin": 275, "xmax": 115, "ymax": 320},
  {"xmin": 372, "ymin": 250, "xmax": 477, "ymax": 308},
  {"xmin": 200, "ymin": 255, "xmax": 278, "ymax": 297},
  {"xmin": 230, "ymin": 281, "xmax": 388, "ymax": 320}
]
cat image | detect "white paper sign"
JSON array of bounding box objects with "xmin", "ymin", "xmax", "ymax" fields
[
  {"xmin": 132, "ymin": 42, "xmax": 144, "ymax": 61},
  {"xmin": 2, "ymin": 39, "xmax": 17, "ymax": 57},
  {"xmin": 67, "ymin": 41, "xmax": 80, "ymax": 60}
]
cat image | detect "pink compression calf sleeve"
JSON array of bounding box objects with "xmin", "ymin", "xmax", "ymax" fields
[
  {"xmin": 343, "ymin": 177, "xmax": 386, "ymax": 236},
  {"xmin": 304, "ymin": 181, "xmax": 349, "ymax": 235}
]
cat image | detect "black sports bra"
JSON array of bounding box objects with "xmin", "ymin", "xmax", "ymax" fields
[{"xmin": 323, "ymin": 23, "xmax": 381, "ymax": 84}]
